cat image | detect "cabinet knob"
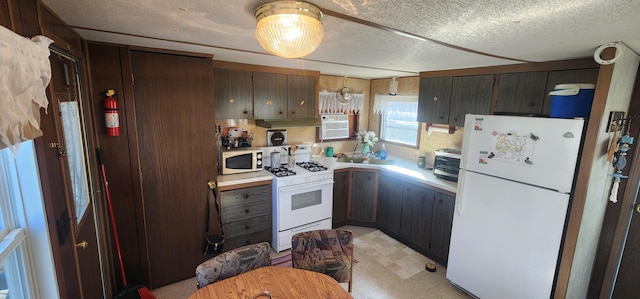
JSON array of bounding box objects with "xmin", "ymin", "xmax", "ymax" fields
[
  {"xmin": 279, "ymin": 111, "xmax": 283, "ymax": 114},
  {"xmin": 243, "ymin": 193, "xmax": 250, "ymax": 199},
  {"xmin": 245, "ymin": 209, "xmax": 250, "ymax": 213},
  {"xmin": 433, "ymin": 96, "xmax": 438, "ymax": 102},
  {"xmin": 229, "ymin": 98, "xmax": 235, "ymax": 103},
  {"xmin": 245, "ymin": 225, "xmax": 250, "ymax": 230},
  {"xmin": 243, "ymin": 110, "xmax": 248, "ymax": 114},
  {"xmin": 299, "ymin": 100, "xmax": 305, "ymax": 106},
  {"xmin": 291, "ymin": 111, "xmax": 295, "ymax": 114},
  {"xmin": 528, "ymin": 102, "xmax": 535, "ymax": 107},
  {"xmin": 266, "ymin": 100, "xmax": 273, "ymax": 105}
]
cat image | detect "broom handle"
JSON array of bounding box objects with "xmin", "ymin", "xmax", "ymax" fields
[{"xmin": 97, "ymin": 148, "xmax": 128, "ymax": 286}]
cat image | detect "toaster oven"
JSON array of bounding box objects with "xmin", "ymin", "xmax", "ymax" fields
[{"xmin": 434, "ymin": 148, "xmax": 461, "ymax": 182}]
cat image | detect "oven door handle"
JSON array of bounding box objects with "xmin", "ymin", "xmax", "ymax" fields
[{"xmin": 278, "ymin": 180, "xmax": 334, "ymax": 193}]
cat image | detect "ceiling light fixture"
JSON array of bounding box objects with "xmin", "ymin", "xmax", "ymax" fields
[{"xmin": 254, "ymin": 1, "xmax": 324, "ymax": 59}]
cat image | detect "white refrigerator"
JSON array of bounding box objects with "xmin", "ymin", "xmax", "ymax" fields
[{"xmin": 446, "ymin": 114, "xmax": 584, "ymax": 299}]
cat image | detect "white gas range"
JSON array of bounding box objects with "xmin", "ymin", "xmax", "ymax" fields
[{"xmin": 260, "ymin": 144, "xmax": 334, "ymax": 252}]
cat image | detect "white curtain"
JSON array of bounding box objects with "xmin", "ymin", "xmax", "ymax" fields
[
  {"xmin": 319, "ymin": 91, "xmax": 364, "ymax": 113},
  {"xmin": 0, "ymin": 25, "xmax": 53, "ymax": 152},
  {"xmin": 373, "ymin": 94, "xmax": 419, "ymax": 114}
]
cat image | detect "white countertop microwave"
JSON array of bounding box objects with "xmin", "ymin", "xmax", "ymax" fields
[{"xmin": 221, "ymin": 148, "xmax": 263, "ymax": 175}]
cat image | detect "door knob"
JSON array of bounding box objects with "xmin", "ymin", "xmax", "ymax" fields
[
  {"xmin": 636, "ymin": 204, "xmax": 640, "ymax": 213},
  {"xmin": 75, "ymin": 241, "xmax": 88, "ymax": 249}
]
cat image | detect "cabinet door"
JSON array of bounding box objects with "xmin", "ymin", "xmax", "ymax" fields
[
  {"xmin": 287, "ymin": 75, "xmax": 317, "ymax": 119},
  {"xmin": 495, "ymin": 72, "xmax": 548, "ymax": 115},
  {"xmin": 543, "ymin": 68, "xmax": 599, "ymax": 115},
  {"xmin": 376, "ymin": 174, "xmax": 404, "ymax": 236},
  {"xmin": 349, "ymin": 170, "xmax": 378, "ymax": 222},
  {"xmin": 431, "ymin": 192, "xmax": 455, "ymax": 262},
  {"xmin": 254, "ymin": 72, "xmax": 287, "ymax": 119},
  {"xmin": 449, "ymin": 75, "xmax": 494, "ymax": 127},
  {"xmin": 400, "ymin": 183, "xmax": 435, "ymax": 250},
  {"xmin": 417, "ymin": 77, "xmax": 453, "ymax": 124},
  {"xmin": 214, "ymin": 68, "xmax": 253, "ymax": 119},
  {"xmin": 332, "ymin": 170, "xmax": 350, "ymax": 227}
]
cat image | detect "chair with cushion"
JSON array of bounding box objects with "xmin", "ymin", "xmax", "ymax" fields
[
  {"xmin": 291, "ymin": 229, "xmax": 353, "ymax": 293},
  {"xmin": 195, "ymin": 242, "xmax": 271, "ymax": 288}
]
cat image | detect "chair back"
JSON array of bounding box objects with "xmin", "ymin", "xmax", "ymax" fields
[
  {"xmin": 291, "ymin": 229, "xmax": 353, "ymax": 285},
  {"xmin": 195, "ymin": 242, "xmax": 271, "ymax": 288}
]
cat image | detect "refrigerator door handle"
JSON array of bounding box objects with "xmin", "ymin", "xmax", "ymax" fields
[{"xmin": 456, "ymin": 170, "xmax": 466, "ymax": 215}]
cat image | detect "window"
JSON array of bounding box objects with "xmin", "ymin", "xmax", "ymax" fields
[
  {"xmin": 374, "ymin": 95, "xmax": 420, "ymax": 146},
  {"xmin": 0, "ymin": 141, "xmax": 58, "ymax": 298}
]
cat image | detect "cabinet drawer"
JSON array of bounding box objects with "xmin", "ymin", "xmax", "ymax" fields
[
  {"xmin": 222, "ymin": 215, "xmax": 271, "ymax": 237},
  {"xmin": 220, "ymin": 185, "xmax": 271, "ymax": 223},
  {"xmin": 223, "ymin": 229, "xmax": 271, "ymax": 251}
]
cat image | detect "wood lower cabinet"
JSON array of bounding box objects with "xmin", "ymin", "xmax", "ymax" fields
[
  {"xmin": 400, "ymin": 182, "xmax": 435, "ymax": 250},
  {"xmin": 376, "ymin": 173, "xmax": 404, "ymax": 236},
  {"xmin": 430, "ymin": 192, "xmax": 455, "ymax": 262},
  {"xmin": 349, "ymin": 170, "xmax": 378, "ymax": 223},
  {"xmin": 332, "ymin": 170, "xmax": 350, "ymax": 227},
  {"xmin": 219, "ymin": 183, "xmax": 272, "ymax": 251}
]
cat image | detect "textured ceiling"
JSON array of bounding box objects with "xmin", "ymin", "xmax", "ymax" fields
[{"xmin": 40, "ymin": 0, "xmax": 640, "ymax": 79}]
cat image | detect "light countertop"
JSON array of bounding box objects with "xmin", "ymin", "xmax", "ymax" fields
[
  {"xmin": 312, "ymin": 156, "xmax": 458, "ymax": 194},
  {"xmin": 216, "ymin": 156, "xmax": 457, "ymax": 194},
  {"xmin": 216, "ymin": 170, "xmax": 274, "ymax": 187}
]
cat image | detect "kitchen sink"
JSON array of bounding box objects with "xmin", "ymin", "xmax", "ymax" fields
[
  {"xmin": 366, "ymin": 159, "xmax": 395, "ymax": 165},
  {"xmin": 336, "ymin": 157, "xmax": 366, "ymax": 163}
]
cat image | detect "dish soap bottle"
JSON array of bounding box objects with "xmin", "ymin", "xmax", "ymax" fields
[{"xmin": 379, "ymin": 144, "xmax": 387, "ymax": 160}]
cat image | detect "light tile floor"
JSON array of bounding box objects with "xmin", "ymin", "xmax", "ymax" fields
[{"xmin": 151, "ymin": 225, "xmax": 471, "ymax": 299}]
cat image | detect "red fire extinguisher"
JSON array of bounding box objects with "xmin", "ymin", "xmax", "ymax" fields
[{"xmin": 104, "ymin": 89, "xmax": 120, "ymax": 136}]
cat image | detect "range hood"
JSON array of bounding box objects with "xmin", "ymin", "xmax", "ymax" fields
[{"xmin": 255, "ymin": 119, "xmax": 320, "ymax": 128}]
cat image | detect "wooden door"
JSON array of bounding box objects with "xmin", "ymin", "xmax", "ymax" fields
[
  {"xmin": 349, "ymin": 170, "xmax": 378, "ymax": 222},
  {"xmin": 253, "ymin": 72, "xmax": 287, "ymax": 119},
  {"xmin": 214, "ymin": 68, "xmax": 253, "ymax": 119},
  {"xmin": 287, "ymin": 75, "xmax": 317, "ymax": 119},
  {"xmin": 495, "ymin": 72, "xmax": 549, "ymax": 115},
  {"xmin": 376, "ymin": 174, "xmax": 404, "ymax": 236},
  {"xmin": 42, "ymin": 48, "xmax": 104, "ymax": 298},
  {"xmin": 417, "ymin": 77, "xmax": 453, "ymax": 124},
  {"xmin": 332, "ymin": 170, "xmax": 350, "ymax": 227},
  {"xmin": 400, "ymin": 183, "xmax": 434, "ymax": 250},
  {"xmin": 449, "ymin": 75, "xmax": 494, "ymax": 127},
  {"xmin": 131, "ymin": 51, "xmax": 215, "ymax": 287}
]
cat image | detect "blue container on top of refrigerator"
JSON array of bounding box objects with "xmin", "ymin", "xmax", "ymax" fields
[
  {"xmin": 446, "ymin": 114, "xmax": 584, "ymax": 299},
  {"xmin": 549, "ymin": 83, "xmax": 595, "ymax": 118}
]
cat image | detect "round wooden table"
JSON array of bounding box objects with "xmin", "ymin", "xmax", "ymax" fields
[{"xmin": 188, "ymin": 266, "xmax": 353, "ymax": 299}]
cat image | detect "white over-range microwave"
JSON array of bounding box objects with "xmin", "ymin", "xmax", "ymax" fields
[{"xmin": 221, "ymin": 148, "xmax": 263, "ymax": 175}]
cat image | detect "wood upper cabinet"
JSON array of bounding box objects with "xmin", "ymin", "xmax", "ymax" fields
[
  {"xmin": 449, "ymin": 74, "xmax": 494, "ymax": 127},
  {"xmin": 287, "ymin": 75, "xmax": 317, "ymax": 119},
  {"xmin": 417, "ymin": 77, "xmax": 453, "ymax": 124},
  {"xmin": 349, "ymin": 170, "xmax": 378, "ymax": 223},
  {"xmin": 543, "ymin": 68, "xmax": 599, "ymax": 115},
  {"xmin": 495, "ymin": 71, "xmax": 549, "ymax": 115},
  {"xmin": 332, "ymin": 170, "xmax": 350, "ymax": 227},
  {"xmin": 214, "ymin": 68, "xmax": 253, "ymax": 120},
  {"xmin": 376, "ymin": 173, "xmax": 404, "ymax": 236},
  {"xmin": 430, "ymin": 192, "xmax": 455, "ymax": 262},
  {"xmin": 254, "ymin": 72, "xmax": 287, "ymax": 119},
  {"xmin": 399, "ymin": 182, "xmax": 436, "ymax": 250}
]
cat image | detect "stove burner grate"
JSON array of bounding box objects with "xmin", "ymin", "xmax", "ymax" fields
[
  {"xmin": 296, "ymin": 161, "xmax": 328, "ymax": 172},
  {"xmin": 264, "ymin": 166, "xmax": 296, "ymax": 177}
]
